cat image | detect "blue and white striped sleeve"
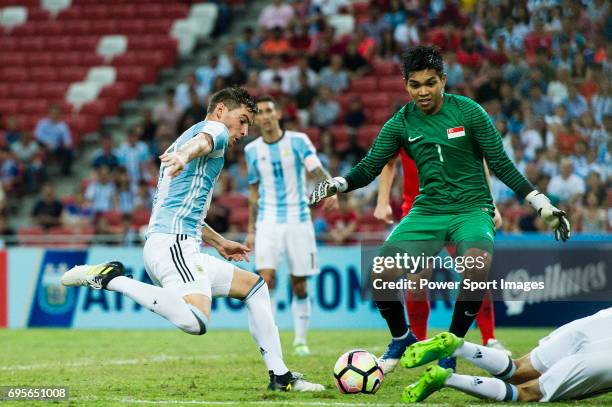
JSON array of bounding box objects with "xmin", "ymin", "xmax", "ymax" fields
[
  {"xmin": 200, "ymin": 121, "xmax": 228, "ymax": 152},
  {"xmin": 245, "ymin": 144, "xmax": 259, "ymax": 185}
]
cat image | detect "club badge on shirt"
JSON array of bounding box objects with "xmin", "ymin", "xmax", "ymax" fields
[{"xmin": 447, "ymin": 126, "xmax": 466, "ymax": 139}]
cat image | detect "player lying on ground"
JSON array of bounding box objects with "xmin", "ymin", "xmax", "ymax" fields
[
  {"xmin": 62, "ymin": 87, "xmax": 324, "ymax": 392},
  {"xmin": 375, "ymin": 153, "xmax": 510, "ymax": 359},
  {"xmin": 245, "ymin": 95, "xmax": 338, "ymax": 356},
  {"xmin": 401, "ymin": 307, "xmax": 612, "ymax": 402},
  {"xmin": 309, "ymin": 46, "xmax": 570, "ymax": 375}
]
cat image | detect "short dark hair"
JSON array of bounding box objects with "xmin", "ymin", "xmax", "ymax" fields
[
  {"xmin": 255, "ymin": 94, "xmax": 277, "ymax": 108},
  {"xmin": 206, "ymin": 86, "xmax": 257, "ymax": 115},
  {"xmin": 401, "ymin": 45, "xmax": 444, "ymax": 81}
]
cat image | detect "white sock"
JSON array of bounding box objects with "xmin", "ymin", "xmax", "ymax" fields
[
  {"xmin": 445, "ymin": 373, "xmax": 518, "ymax": 401},
  {"xmin": 269, "ymin": 294, "xmax": 277, "ymax": 319},
  {"xmin": 454, "ymin": 341, "xmax": 516, "ymax": 379},
  {"xmin": 291, "ymin": 295, "xmax": 310, "ymax": 346},
  {"xmin": 245, "ymin": 278, "xmax": 289, "ymax": 376},
  {"xmin": 107, "ymin": 276, "xmax": 207, "ymax": 335}
]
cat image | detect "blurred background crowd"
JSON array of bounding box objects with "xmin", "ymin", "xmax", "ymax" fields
[{"xmin": 0, "ymin": 0, "xmax": 610, "ymax": 246}]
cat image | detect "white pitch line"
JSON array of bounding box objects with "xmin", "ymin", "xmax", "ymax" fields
[
  {"xmin": 75, "ymin": 397, "xmax": 407, "ymax": 406},
  {"xmin": 1, "ymin": 353, "xmax": 221, "ymax": 371}
]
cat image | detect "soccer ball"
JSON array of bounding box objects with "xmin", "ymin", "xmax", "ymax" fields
[{"xmin": 333, "ymin": 350, "xmax": 384, "ymax": 394}]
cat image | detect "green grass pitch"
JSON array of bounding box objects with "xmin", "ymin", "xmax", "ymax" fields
[{"xmin": 2, "ymin": 328, "xmax": 611, "ymax": 406}]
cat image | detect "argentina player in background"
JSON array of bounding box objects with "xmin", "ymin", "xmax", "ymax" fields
[
  {"xmin": 61, "ymin": 87, "xmax": 324, "ymax": 392},
  {"xmin": 245, "ymin": 95, "xmax": 338, "ymax": 356}
]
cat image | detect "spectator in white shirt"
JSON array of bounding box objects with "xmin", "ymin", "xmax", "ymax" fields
[
  {"xmin": 34, "ymin": 104, "xmax": 73, "ymax": 175},
  {"xmin": 258, "ymin": 0, "xmax": 295, "ymax": 30},
  {"xmin": 115, "ymin": 127, "xmax": 151, "ymax": 186},
  {"xmin": 258, "ymin": 55, "xmax": 292, "ymax": 94},
  {"xmin": 547, "ymin": 158, "xmax": 586, "ymax": 203},
  {"xmin": 393, "ymin": 12, "xmax": 420, "ymax": 48}
]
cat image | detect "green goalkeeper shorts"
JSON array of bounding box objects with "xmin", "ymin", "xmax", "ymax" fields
[{"xmin": 382, "ymin": 207, "xmax": 495, "ymax": 257}]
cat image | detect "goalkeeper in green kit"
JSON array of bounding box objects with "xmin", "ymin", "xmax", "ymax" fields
[{"xmin": 308, "ymin": 46, "xmax": 570, "ymax": 374}]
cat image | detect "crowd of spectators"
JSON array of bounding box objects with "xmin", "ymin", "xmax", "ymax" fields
[{"xmin": 1, "ymin": 0, "xmax": 610, "ymax": 245}]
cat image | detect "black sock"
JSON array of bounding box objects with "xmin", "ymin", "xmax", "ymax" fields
[
  {"xmin": 449, "ymin": 299, "xmax": 483, "ymax": 338},
  {"xmin": 375, "ymin": 300, "xmax": 408, "ymax": 338}
]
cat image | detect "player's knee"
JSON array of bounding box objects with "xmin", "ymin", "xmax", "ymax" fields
[
  {"xmin": 259, "ymin": 270, "xmax": 275, "ymax": 289},
  {"xmin": 179, "ymin": 304, "xmax": 209, "ymax": 336},
  {"xmin": 291, "ymin": 277, "xmax": 307, "ymax": 297}
]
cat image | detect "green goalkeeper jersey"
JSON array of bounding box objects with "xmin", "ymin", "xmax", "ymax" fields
[{"xmin": 344, "ymin": 93, "xmax": 534, "ymax": 214}]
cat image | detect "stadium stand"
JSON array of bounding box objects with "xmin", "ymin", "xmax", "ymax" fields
[{"xmin": 0, "ymin": 0, "xmax": 610, "ymax": 246}]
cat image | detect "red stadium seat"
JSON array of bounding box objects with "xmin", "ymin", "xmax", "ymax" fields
[
  {"xmin": 35, "ymin": 21, "xmax": 64, "ymax": 36},
  {"xmin": 137, "ymin": 4, "xmax": 163, "ymax": 18},
  {"xmin": 63, "ymin": 20, "xmax": 91, "ymax": 35},
  {"xmin": 27, "ymin": 52, "xmax": 54, "ymax": 66},
  {"xmin": 1, "ymin": 68, "xmax": 29, "ymax": 82},
  {"xmin": 229, "ymin": 207, "xmax": 250, "ymax": 227},
  {"xmin": 72, "ymin": 36, "xmax": 99, "ymax": 51},
  {"xmin": 162, "ymin": 3, "xmax": 189, "ymax": 18},
  {"xmin": 378, "ymin": 76, "xmax": 404, "ymax": 92},
  {"xmin": 216, "ymin": 192, "xmax": 248, "ymax": 209},
  {"xmin": 53, "ymin": 52, "xmax": 83, "ymax": 67},
  {"xmin": 21, "ymin": 100, "xmax": 48, "ymax": 115},
  {"xmin": 57, "ymin": 7, "xmax": 82, "ymax": 20},
  {"xmin": 361, "ymin": 93, "xmax": 390, "ymax": 109},
  {"xmin": 132, "ymin": 209, "xmax": 151, "ymax": 228},
  {"xmin": 90, "ymin": 20, "xmax": 118, "ymax": 35},
  {"xmin": 81, "ymin": 5, "xmax": 110, "ymax": 20},
  {"xmin": 147, "ymin": 19, "xmax": 174, "ymax": 35},
  {"xmin": 0, "ymin": 85, "xmax": 8, "ymax": 98},
  {"xmin": 303, "ymin": 127, "xmax": 320, "ymax": 145},
  {"xmin": 17, "ymin": 227, "xmax": 45, "ymax": 246},
  {"xmin": 99, "ymin": 81, "xmax": 138, "ymax": 101},
  {"xmin": 81, "ymin": 53, "xmax": 105, "ymax": 67},
  {"xmin": 12, "ymin": 24, "xmax": 36, "ymax": 37},
  {"xmin": 122, "ymin": 19, "xmax": 146, "ymax": 35},
  {"xmin": 373, "ymin": 61, "xmax": 399, "ymax": 76},
  {"xmin": 46, "ymin": 36, "xmax": 74, "ymax": 51},
  {"xmin": 350, "ymin": 77, "xmax": 377, "ymax": 93},
  {"xmin": 3, "ymin": 52, "xmax": 26, "ymax": 66},
  {"xmin": 110, "ymin": 4, "xmax": 136, "ymax": 19},
  {"xmin": 329, "ymin": 125, "xmax": 350, "ymax": 143},
  {"xmin": 39, "ymin": 83, "xmax": 68, "ymax": 100},
  {"xmin": 31, "ymin": 67, "xmax": 59, "ymax": 83},
  {"xmin": 0, "ymin": 100, "xmax": 19, "ymax": 115},
  {"xmin": 357, "ymin": 125, "xmax": 380, "ymax": 148},
  {"xmin": 18, "ymin": 37, "xmax": 44, "ymax": 51},
  {"xmin": 10, "ymin": 83, "xmax": 38, "ymax": 98},
  {"xmin": 0, "ymin": 37, "xmax": 17, "ymax": 51},
  {"xmin": 58, "ymin": 67, "xmax": 87, "ymax": 82},
  {"xmin": 27, "ymin": 8, "xmax": 49, "ymax": 21},
  {"xmin": 116, "ymin": 66, "xmax": 156, "ymax": 85}
]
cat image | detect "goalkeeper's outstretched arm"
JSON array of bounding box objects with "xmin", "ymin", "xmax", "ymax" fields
[
  {"xmin": 463, "ymin": 97, "xmax": 570, "ymax": 241},
  {"xmin": 309, "ymin": 115, "xmax": 403, "ymax": 205}
]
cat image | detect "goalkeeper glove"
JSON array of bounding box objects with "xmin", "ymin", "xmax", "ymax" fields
[
  {"xmin": 309, "ymin": 177, "xmax": 348, "ymax": 206},
  {"xmin": 525, "ymin": 190, "xmax": 571, "ymax": 241}
]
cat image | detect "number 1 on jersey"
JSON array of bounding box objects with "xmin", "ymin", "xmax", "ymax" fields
[{"xmin": 436, "ymin": 144, "xmax": 444, "ymax": 162}]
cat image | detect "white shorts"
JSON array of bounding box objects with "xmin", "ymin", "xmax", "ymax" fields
[
  {"xmin": 254, "ymin": 221, "xmax": 319, "ymax": 276},
  {"xmin": 530, "ymin": 308, "xmax": 612, "ymax": 401},
  {"xmin": 143, "ymin": 233, "xmax": 235, "ymax": 298}
]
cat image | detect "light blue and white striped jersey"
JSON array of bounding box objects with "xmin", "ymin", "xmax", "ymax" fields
[
  {"xmin": 245, "ymin": 130, "xmax": 321, "ymax": 223},
  {"xmin": 147, "ymin": 120, "xmax": 228, "ymax": 241}
]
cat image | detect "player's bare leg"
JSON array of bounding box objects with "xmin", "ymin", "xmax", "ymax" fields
[
  {"xmin": 374, "ymin": 264, "xmax": 418, "ymax": 374},
  {"xmin": 290, "ymin": 275, "xmax": 311, "ymax": 355},
  {"xmin": 228, "ymin": 268, "xmax": 324, "ymax": 392},
  {"xmin": 508, "ymin": 353, "xmax": 542, "ymax": 385}
]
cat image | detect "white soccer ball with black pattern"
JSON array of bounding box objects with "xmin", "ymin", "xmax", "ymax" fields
[{"xmin": 333, "ymin": 350, "xmax": 384, "ymax": 394}]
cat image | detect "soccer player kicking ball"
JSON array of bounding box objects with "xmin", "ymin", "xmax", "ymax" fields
[
  {"xmin": 62, "ymin": 87, "xmax": 324, "ymax": 392},
  {"xmin": 309, "ymin": 46, "xmax": 570, "ymax": 374},
  {"xmin": 245, "ymin": 95, "xmax": 338, "ymax": 356},
  {"xmin": 401, "ymin": 308, "xmax": 612, "ymax": 402}
]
